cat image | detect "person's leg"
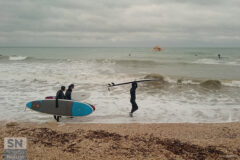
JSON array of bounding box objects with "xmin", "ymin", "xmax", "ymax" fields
[
  {"xmin": 130, "ymin": 100, "xmax": 138, "ymax": 117},
  {"xmin": 56, "ymin": 116, "xmax": 60, "ymax": 122},
  {"xmin": 56, "ymin": 99, "xmax": 59, "ymax": 108},
  {"xmin": 131, "ymin": 101, "xmax": 138, "ymax": 113}
]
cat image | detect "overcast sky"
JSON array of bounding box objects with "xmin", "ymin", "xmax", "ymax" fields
[{"xmin": 0, "ymin": 0, "xmax": 240, "ymax": 47}]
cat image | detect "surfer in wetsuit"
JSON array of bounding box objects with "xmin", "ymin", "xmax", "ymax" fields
[
  {"xmin": 129, "ymin": 82, "xmax": 138, "ymax": 117},
  {"xmin": 65, "ymin": 84, "xmax": 74, "ymax": 118},
  {"xmin": 65, "ymin": 84, "xmax": 74, "ymax": 100},
  {"xmin": 54, "ymin": 86, "xmax": 65, "ymax": 122}
]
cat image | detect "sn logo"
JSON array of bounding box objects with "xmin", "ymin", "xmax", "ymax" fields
[{"xmin": 4, "ymin": 137, "xmax": 27, "ymax": 149}]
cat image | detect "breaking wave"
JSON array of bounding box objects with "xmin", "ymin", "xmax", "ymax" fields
[
  {"xmin": 200, "ymin": 80, "xmax": 222, "ymax": 89},
  {"xmin": 193, "ymin": 58, "xmax": 240, "ymax": 66},
  {"xmin": 9, "ymin": 56, "xmax": 28, "ymax": 61}
]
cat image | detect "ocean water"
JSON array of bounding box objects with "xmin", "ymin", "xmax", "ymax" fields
[{"xmin": 0, "ymin": 47, "xmax": 240, "ymax": 123}]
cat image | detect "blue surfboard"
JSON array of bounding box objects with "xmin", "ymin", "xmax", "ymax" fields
[{"xmin": 26, "ymin": 99, "xmax": 95, "ymax": 117}]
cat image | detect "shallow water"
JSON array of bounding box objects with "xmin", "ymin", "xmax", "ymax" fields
[{"xmin": 0, "ymin": 47, "xmax": 240, "ymax": 123}]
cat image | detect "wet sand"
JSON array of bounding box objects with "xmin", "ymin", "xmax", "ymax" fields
[{"xmin": 1, "ymin": 122, "xmax": 240, "ymax": 160}]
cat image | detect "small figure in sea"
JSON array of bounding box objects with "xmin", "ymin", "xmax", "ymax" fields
[
  {"xmin": 65, "ymin": 84, "xmax": 74, "ymax": 100},
  {"xmin": 54, "ymin": 86, "xmax": 65, "ymax": 122},
  {"xmin": 129, "ymin": 82, "xmax": 138, "ymax": 117},
  {"xmin": 177, "ymin": 79, "xmax": 183, "ymax": 85},
  {"xmin": 218, "ymin": 54, "xmax": 221, "ymax": 59}
]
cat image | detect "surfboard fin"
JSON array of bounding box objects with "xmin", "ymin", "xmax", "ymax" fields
[{"xmin": 108, "ymin": 82, "xmax": 116, "ymax": 90}]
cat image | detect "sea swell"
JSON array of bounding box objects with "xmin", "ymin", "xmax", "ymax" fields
[
  {"xmin": 1, "ymin": 55, "xmax": 240, "ymax": 88},
  {"xmin": 1, "ymin": 53, "xmax": 240, "ymax": 67},
  {"xmin": 142, "ymin": 74, "xmax": 240, "ymax": 89}
]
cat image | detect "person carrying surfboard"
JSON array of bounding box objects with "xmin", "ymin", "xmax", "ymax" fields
[
  {"xmin": 65, "ymin": 84, "xmax": 74, "ymax": 100},
  {"xmin": 129, "ymin": 82, "xmax": 138, "ymax": 117},
  {"xmin": 65, "ymin": 84, "xmax": 75, "ymax": 119},
  {"xmin": 108, "ymin": 79, "xmax": 159, "ymax": 117},
  {"xmin": 54, "ymin": 86, "xmax": 66, "ymax": 122}
]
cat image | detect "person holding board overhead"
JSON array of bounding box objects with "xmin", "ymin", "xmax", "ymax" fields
[{"xmin": 108, "ymin": 79, "xmax": 158, "ymax": 117}]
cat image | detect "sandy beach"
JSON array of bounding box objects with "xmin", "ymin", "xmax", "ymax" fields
[{"xmin": 1, "ymin": 122, "xmax": 240, "ymax": 160}]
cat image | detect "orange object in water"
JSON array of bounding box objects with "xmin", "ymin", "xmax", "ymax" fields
[{"xmin": 153, "ymin": 46, "xmax": 163, "ymax": 52}]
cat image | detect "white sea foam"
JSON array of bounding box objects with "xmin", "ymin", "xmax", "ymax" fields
[
  {"xmin": 1, "ymin": 73, "xmax": 240, "ymax": 123},
  {"xmin": 222, "ymin": 80, "xmax": 240, "ymax": 87},
  {"xmin": 193, "ymin": 58, "xmax": 222, "ymax": 65},
  {"xmin": 193, "ymin": 58, "xmax": 240, "ymax": 66},
  {"xmin": 9, "ymin": 56, "xmax": 27, "ymax": 61},
  {"xmin": 225, "ymin": 61, "xmax": 240, "ymax": 66}
]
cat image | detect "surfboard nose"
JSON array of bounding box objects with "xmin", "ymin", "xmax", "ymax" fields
[
  {"xmin": 86, "ymin": 103, "xmax": 95, "ymax": 111},
  {"xmin": 90, "ymin": 104, "xmax": 95, "ymax": 111},
  {"xmin": 26, "ymin": 102, "xmax": 32, "ymax": 109}
]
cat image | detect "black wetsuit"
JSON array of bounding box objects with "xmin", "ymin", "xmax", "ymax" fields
[
  {"xmin": 65, "ymin": 89, "xmax": 72, "ymax": 100},
  {"xmin": 130, "ymin": 85, "xmax": 138, "ymax": 113},
  {"xmin": 56, "ymin": 90, "xmax": 65, "ymax": 108},
  {"xmin": 54, "ymin": 89, "xmax": 65, "ymax": 122},
  {"xmin": 65, "ymin": 88, "xmax": 74, "ymax": 118}
]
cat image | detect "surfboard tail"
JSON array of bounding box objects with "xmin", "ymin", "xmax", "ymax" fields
[
  {"xmin": 26, "ymin": 102, "xmax": 32, "ymax": 109},
  {"xmin": 45, "ymin": 96, "xmax": 56, "ymax": 99}
]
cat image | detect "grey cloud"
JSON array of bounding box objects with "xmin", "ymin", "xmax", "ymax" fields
[{"xmin": 0, "ymin": 0, "xmax": 239, "ymax": 46}]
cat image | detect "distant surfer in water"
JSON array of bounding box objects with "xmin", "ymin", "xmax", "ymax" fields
[
  {"xmin": 65, "ymin": 84, "xmax": 74, "ymax": 100},
  {"xmin": 218, "ymin": 54, "xmax": 221, "ymax": 59},
  {"xmin": 54, "ymin": 86, "xmax": 65, "ymax": 122},
  {"xmin": 129, "ymin": 82, "xmax": 138, "ymax": 117}
]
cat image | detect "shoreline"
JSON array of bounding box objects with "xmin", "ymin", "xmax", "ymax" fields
[{"xmin": 1, "ymin": 121, "xmax": 240, "ymax": 159}]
